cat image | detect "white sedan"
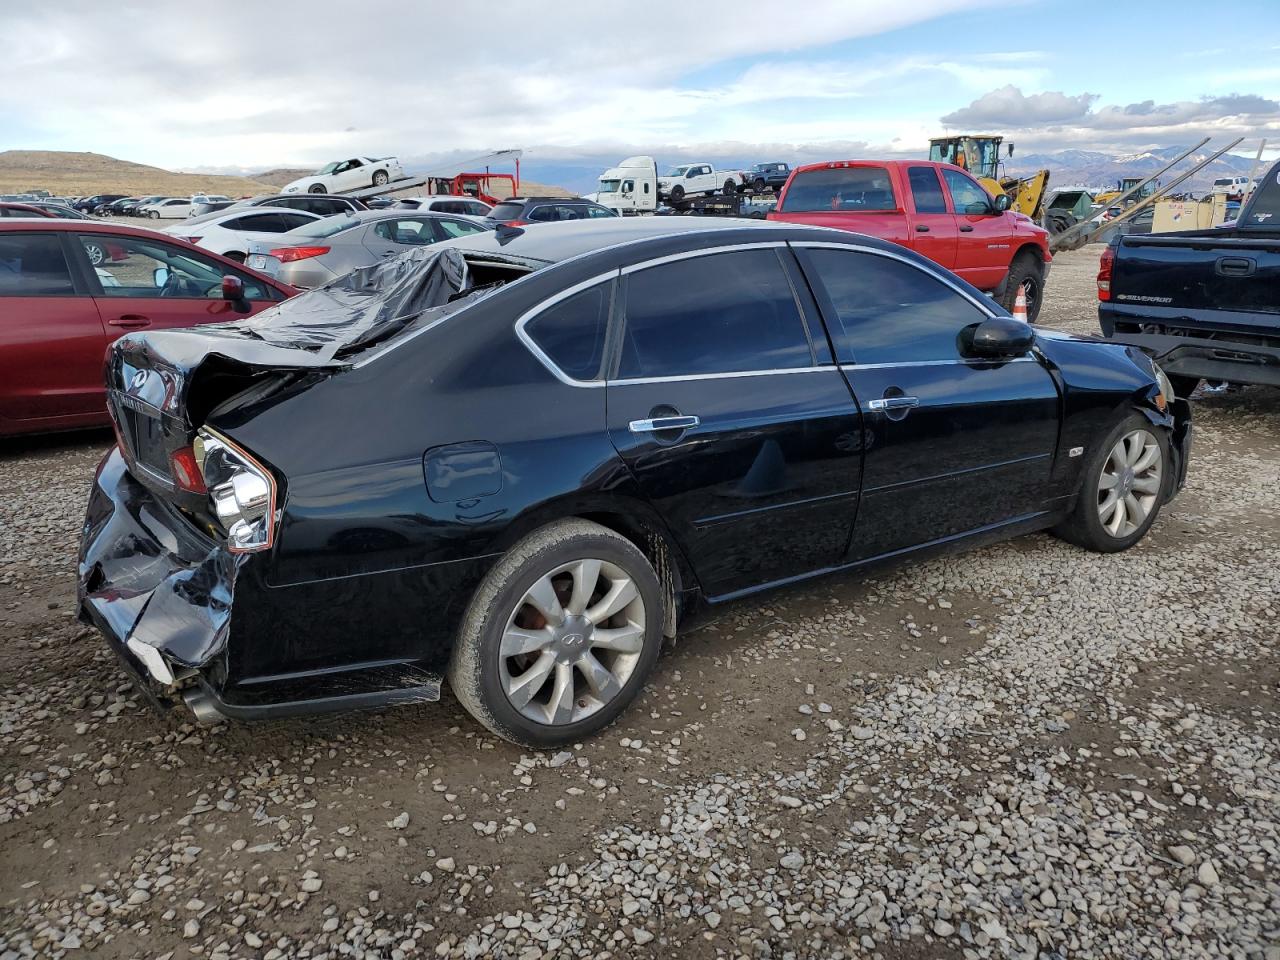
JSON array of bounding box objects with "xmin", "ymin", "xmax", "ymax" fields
[
  {"xmin": 282, "ymin": 156, "xmax": 405, "ymax": 195},
  {"xmin": 138, "ymin": 197, "xmax": 195, "ymax": 219},
  {"xmin": 163, "ymin": 206, "xmax": 323, "ymax": 261}
]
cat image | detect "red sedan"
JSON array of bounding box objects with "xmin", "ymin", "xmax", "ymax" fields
[{"xmin": 0, "ymin": 220, "xmax": 297, "ymax": 437}]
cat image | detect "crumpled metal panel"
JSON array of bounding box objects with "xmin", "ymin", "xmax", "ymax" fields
[{"xmin": 78, "ymin": 447, "xmax": 245, "ymax": 669}]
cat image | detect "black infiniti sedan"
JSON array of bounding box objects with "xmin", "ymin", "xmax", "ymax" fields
[{"xmin": 78, "ymin": 218, "xmax": 1192, "ymax": 747}]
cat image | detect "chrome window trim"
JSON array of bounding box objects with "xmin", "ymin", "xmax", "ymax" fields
[
  {"xmin": 839, "ymin": 358, "xmax": 1037, "ymax": 371},
  {"xmin": 610, "ymin": 366, "xmax": 832, "ymax": 387},
  {"xmin": 618, "ymin": 240, "xmax": 789, "ymax": 275},
  {"xmin": 513, "ymin": 271, "xmax": 619, "ymax": 388},
  {"xmin": 788, "ymin": 240, "xmax": 998, "ymax": 317}
]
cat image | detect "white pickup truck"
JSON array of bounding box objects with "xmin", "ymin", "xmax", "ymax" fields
[{"xmin": 657, "ymin": 162, "xmax": 746, "ymax": 201}]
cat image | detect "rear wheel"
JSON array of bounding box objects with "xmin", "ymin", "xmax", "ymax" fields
[
  {"xmin": 723, "ymin": 179, "xmax": 737, "ymax": 196},
  {"xmin": 372, "ymin": 170, "xmax": 389, "ymax": 187},
  {"xmin": 308, "ymin": 184, "xmax": 327, "ymax": 194},
  {"xmin": 1001, "ymin": 252, "xmax": 1045, "ymax": 323},
  {"xmin": 448, "ymin": 519, "xmax": 664, "ymax": 748},
  {"xmin": 1053, "ymin": 412, "xmax": 1169, "ymax": 553}
]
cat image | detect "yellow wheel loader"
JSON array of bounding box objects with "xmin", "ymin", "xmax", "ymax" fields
[{"xmin": 928, "ymin": 135, "xmax": 1050, "ymax": 222}]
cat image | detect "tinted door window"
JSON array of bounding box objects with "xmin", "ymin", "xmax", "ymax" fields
[
  {"xmin": 907, "ymin": 166, "xmax": 948, "ymax": 214},
  {"xmin": 83, "ymin": 234, "xmax": 271, "ymax": 299},
  {"xmin": 433, "ymin": 201, "xmax": 466, "ymax": 214},
  {"xmin": 941, "ymin": 169, "xmax": 993, "ymax": 215},
  {"xmin": 801, "ymin": 248, "xmax": 986, "ymax": 364},
  {"xmin": 525, "ymin": 283, "xmax": 610, "ymax": 381},
  {"xmin": 0, "ymin": 233, "xmax": 76, "ymax": 296},
  {"xmin": 526, "ymin": 205, "xmax": 556, "ymax": 222},
  {"xmin": 586, "ymin": 205, "xmax": 615, "ymax": 218},
  {"xmin": 780, "ymin": 166, "xmax": 896, "ymax": 212},
  {"xmin": 619, "ymin": 249, "xmax": 812, "ymax": 378}
]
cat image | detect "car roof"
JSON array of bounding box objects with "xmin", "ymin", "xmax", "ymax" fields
[
  {"xmin": 503, "ymin": 196, "xmax": 592, "ymax": 204},
  {"xmin": 202, "ymin": 206, "xmax": 323, "ymax": 225},
  {"xmin": 433, "ymin": 215, "xmax": 894, "ymax": 270}
]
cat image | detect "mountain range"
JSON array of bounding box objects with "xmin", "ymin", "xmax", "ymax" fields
[{"xmin": 486, "ymin": 144, "xmax": 1268, "ymax": 197}]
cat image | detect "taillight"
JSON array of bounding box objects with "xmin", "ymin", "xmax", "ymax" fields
[
  {"xmin": 1097, "ymin": 244, "xmax": 1114, "ymax": 301},
  {"xmin": 270, "ymin": 246, "xmax": 330, "ymax": 262},
  {"xmin": 194, "ymin": 429, "xmax": 278, "ymax": 553},
  {"xmin": 178, "ymin": 236, "xmax": 202, "ymax": 245},
  {"xmin": 170, "ymin": 445, "xmax": 207, "ymax": 495},
  {"xmin": 503, "ymin": 220, "xmax": 527, "ymax": 227}
]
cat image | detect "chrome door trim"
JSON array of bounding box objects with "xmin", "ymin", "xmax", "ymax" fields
[{"xmin": 618, "ymin": 241, "xmax": 790, "ymax": 275}]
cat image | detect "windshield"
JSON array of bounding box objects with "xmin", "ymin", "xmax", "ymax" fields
[
  {"xmin": 598, "ymin": 179, "xmax": 621, "ymax": 193},
  {"xmin": 285, "ymin": 215, "xmax": 362, "ymax": 239},
  {"xmin": 665, "ymin": 166, "xmax": 689, "ymax": 177},
  {"xmin": 316, "ymin": 162, "xmax": 339, "ymax": 175},
  {"xmin": 1214, "ymin": 178, "xmax": 1233, "ymax": 186}
]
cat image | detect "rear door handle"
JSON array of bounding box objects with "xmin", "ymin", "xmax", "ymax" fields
[
  {"xmin": 959, "ymin": 225, "xmax": 974, "ymax": 232},
  {"xmin": 867, "ymin": 396, "xmax": 919, "ymax": 411},
  {"xmin": 915, "ymin": 224, "xmax": 929, "ymax": 232},
  {"xmin": 1216, "ymin": 256, "xmax": 1255, "ymax": 277},
  {"xmin": 629, "ymin": 415, "xmax": 699, "ymax": 433},
  {"xmin": 107, "ymin": 315, "xmax": 150, "ymax": 328}
]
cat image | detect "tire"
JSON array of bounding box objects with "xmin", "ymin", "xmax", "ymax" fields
[
  {"xmin": 1001, "ymin": 252, "xmax": 1045, "ymax": 323},
  {"xmin": 223, "ymin": 251, "xmax": 245, "ymax": 263},
  {"xmin": 723, "ymin": 180, "xmax": 737, "ymax": 196},
  {"xmin": 308, "ymin": 184, "xmax": 327, "ymax": 194},
  {"xmin": 669, "ymin": 185, "xmax": 685, "ymax": 202},
  {"xmin": 148, "ymin": 210, "xmax": 159, "ymax": 219},
  {"xmin": 1053, "ymin": 412, "xmax": 1170, "ymax": 553},
  {"xmin": 372, "ymin": 170, "xmax": 389, "ymax": 187},
  {"xmin": 753, "ymin": 177, "xmax": 766, "ymax": 193},
  {"xmin": 83, "ymin": 242, "xmax": 106, "ymax": 266},
  {"xmin": 448, "ymin": 519, "xmax": 664, "ymax": 748}
]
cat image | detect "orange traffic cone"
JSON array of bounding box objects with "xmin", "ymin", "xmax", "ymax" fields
[{"xmin": 1011, "ymin": 285, "xmax": 1029, "ymax": 323}]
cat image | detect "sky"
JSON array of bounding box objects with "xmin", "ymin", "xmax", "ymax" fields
[{"xmin": 2, "ymin": 0, "xmax": 1278, "ymax": 178}]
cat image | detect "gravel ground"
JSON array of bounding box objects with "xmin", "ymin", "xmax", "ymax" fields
[{"xmin": 1, "ymin": 247, "xmax": 1277, "ymax": 960}]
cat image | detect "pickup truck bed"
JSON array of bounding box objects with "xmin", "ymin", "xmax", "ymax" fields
[{"xmin": 1099, "ymin": 161, "xmax": 1280, "ymax": 391}]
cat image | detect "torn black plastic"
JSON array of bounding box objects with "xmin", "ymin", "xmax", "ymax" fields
[
  {"xmin": 196, "ymin": 246, "xmax": 472, "ymax": 361},
  {"xmin": 78, "ymin": 447, "xmax": 244, "ymax": 673}
]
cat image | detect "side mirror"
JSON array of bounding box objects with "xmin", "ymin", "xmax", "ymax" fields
[
  {"xmin": 221, "ymin": 274, "xmax": 247, "ymax": 307},
  {"xmin": 968, "ymin": 315, "xmax": 1035, "ymax": 358},
  {"xmin": 993, "ymin": 193, "xmax": 1011, "ymax": 212},
  {"xmin": 153, "ymin": 267, "xmax": 169, "ymax": 287}
]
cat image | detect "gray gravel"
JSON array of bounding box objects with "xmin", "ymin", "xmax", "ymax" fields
[{"xmin": 1, "ymin": 247, "xmax": 1277, "ymax": 959}]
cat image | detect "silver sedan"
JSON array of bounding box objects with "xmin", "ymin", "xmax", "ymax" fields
[{"xmin": 244, "ymin": 210, "xmax": 492, "ymax": 288}]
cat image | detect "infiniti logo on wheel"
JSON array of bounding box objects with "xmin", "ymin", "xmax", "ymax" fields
[{"xmin": 562, "ymin": 633, "xmax": 585, "ymax": 647}]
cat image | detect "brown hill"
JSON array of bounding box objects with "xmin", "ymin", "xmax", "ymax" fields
[
  {"xmin": 250, "ymin": 167, "xmax": 314, "ymax": 189},
  {"xmin": 0, "ymin": 150, "xmax": 274, "ymax": 197}
]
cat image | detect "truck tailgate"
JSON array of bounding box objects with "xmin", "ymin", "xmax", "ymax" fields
[{"xmin": 1112, "ymin": 233, "xmax": 1280, "ymax": 322}]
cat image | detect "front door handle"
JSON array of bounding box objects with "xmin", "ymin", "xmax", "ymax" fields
[
  {"xmin": 959, "ymin": 224, "xmax": 974, "ymax": 232},
  {"xmin": 867, "ymin": 396, "xmax": 919, "ymax": 411},
  {"xmin": 107, "ymin": 315, "xmax": 150, "ymax": 328},
  {"xmin": 915, "ymin": 224, "xmax": 929, "ymax": 232},
  {"xmin": 629, "ymin": 415, "xmax": 699, "ymax": 433}
]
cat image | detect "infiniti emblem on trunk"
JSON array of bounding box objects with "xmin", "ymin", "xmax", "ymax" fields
[{"xmin": 129, "ymin": 370, "xmax": 147, "ymax": 391}]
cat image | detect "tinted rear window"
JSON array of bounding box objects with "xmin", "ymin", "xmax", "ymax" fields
[
  {"xmin": 618, "ymin": 249, "xmax": 812, "ymax": 378},
  {"xmin": 488, "ymin": 203, "xmax": 524, "ymax": 221},
  {"xmin": 1242, "ymin": 167, "xmax": 1280, "ymax": 228},
  {"xmin": 781, "ymin": 167, "xmax": 896, "ymax": 213},
  {"xmin": 525, "ymin": 283, "xmax": 610, "ymax": 380},
  {"xmin": 0, "ymin": 233, "xmax": 76, "ymax": 296}
]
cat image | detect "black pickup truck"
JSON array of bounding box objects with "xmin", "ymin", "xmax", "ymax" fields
[{"xmin": 1098, "ymin": 158, "xmax": 1280, "ymax": 395}]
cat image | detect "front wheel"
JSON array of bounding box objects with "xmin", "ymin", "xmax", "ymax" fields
[
  {"xmin": 1053, "ymin": 413, "xmax": 1170, "ymax": 553},
  {"xmin": 448, "ymin": 519, "xmax": 664, "ymax": 748},
  {"xmin": 669, "ymin": 185, "xmax": 685, "ymax": 202},
  {"xmin": 752, "ymin": 177, "xmax": 766, "ymax": 192},
  {"xmin": 308, "ymin": 183, "xmax": 327, "ymax": 194},
  {"xmin": 1001, "ymin": 253, "xmax": 1045, "ymax": 323}
]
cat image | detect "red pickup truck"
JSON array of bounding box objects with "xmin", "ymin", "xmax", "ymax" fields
[{"xmin": 768, "ymin": 159, "xmax": 1051, "ymax": 322}]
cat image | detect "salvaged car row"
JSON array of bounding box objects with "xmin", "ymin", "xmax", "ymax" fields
[{"xmin": 7, "ymin": 153, "xmax": 1275, "ymax": 745}]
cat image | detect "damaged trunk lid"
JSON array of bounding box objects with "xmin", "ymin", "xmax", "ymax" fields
[{"xmin": 108, "ymin": 246, "xmax": 472, "ymax": 499}]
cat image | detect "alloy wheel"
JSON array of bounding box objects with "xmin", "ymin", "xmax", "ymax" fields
[
  {"xmin": 1097, "ymin": 429, "xmax": 1163, "ymax": 538},
  {"xmin": 499, "ymin": 559, "xmax": 646, "ymax": 725}
]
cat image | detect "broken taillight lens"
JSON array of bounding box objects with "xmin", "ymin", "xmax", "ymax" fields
[
  {"xmin": 194, "ymin": 429, "xmax": 277, "ymax": 553},
  {"xmin": 170, "ymin": 445, "xmax": 207, "ymax": 494}
]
